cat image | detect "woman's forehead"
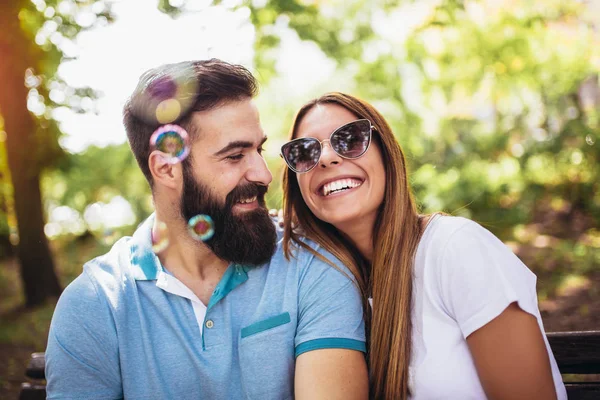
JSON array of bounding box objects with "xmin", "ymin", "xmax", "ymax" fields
[{"xmin": 296, "ymin": 104, "xmax": 359, "ymax": 139}]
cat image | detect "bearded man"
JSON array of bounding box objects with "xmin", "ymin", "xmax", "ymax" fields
[{"xmin": 45, "ymin": 59, "xmax": 367, "ymax": 400}]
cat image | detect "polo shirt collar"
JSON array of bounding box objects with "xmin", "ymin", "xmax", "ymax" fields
[
  {"xmin": 128, "ymin": 213, "xmax": 253, "ymax": 294},
  {"xmin": 207, "ymin": 263, "xmax": 250, "ymax": 310},
  {"xmin": 129, "ymin": 214, "xmax": 160, "ymax": 281}
]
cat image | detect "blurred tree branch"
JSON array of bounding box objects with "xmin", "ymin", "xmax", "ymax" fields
[{"xmin": 0, "ymin": 0, "xmax": 114, "ymax": 307}]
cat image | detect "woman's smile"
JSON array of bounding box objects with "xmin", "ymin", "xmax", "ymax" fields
[{"xmin": 317, "ymin": 176, "xmax": 364, "ymax": 197}]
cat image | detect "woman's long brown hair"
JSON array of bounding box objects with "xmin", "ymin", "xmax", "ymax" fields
[{"xmin": 282, "ymin": 92, "xmax": 425, "ymax": 399}]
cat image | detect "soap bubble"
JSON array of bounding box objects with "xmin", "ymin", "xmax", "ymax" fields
[
  {"xmin": 130, "ymin": 62, "xmax": 199, "ymax": 125},
  {"xmin": 188, "ymin": 214, "xmax": 215, "ymax": 242},
  {"xmin": 150, "ymin": 124, "xmax": 190, "ymax": 164},
  {"xmin": 152, "ymin": 220, "xmax": 169, "ymax": 253}
]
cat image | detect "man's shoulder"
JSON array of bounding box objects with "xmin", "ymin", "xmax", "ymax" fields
[
  {"xmin": 85, "ymin": 235, "xmax": 133, "ymax": 275},
  {"xmin": 63, "ymin": 236, "xmax": 135, "ymax": 305},
  {"xmin": 265, "ymin": 237, "xmax": 355, "ymax": 284},
  {"xmin": 266, "ymin": 237, "xmax": 324, "ymax": 267}
]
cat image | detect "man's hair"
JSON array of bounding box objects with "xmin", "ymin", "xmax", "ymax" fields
[{"xmin": 123, "ymin": 59, "xmax": 258, "ymax": 187}]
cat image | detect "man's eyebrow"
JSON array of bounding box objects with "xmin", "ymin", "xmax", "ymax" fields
[{"xmin": 214, "ymin": 136, "xmax": 268, "ymax": 157}]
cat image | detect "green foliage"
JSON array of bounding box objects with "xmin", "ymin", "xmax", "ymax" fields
[
  {"xmin": 43, "ymin": 143, "xmax": 152, "ymax": 223},
  {"xmin": 15, "ymin": 0, "xmax": 115, "ymax": 171},
  {"xmin": 250, "ymin": 0, "xmax": 600, "ymax": 236}
]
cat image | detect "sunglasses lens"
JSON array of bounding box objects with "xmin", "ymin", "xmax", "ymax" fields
[
  {"xmin": 282, "ymin": 138, "xmax": 321, "ymax": 172},
  {"xmin": 331, "ymin": 120, "xmax": 371, "ymax": 158}
]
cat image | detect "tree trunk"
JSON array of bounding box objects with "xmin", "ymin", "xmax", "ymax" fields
[{"xmin": 0, "ymin": 1, "xmax": 62, "ymax": 307}]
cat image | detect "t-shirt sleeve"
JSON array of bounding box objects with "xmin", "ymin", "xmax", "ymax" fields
[
  {"xmin": 294, "ymin": 246, "xmax": 366, "ymax": 358},
  {"xmin": 45, "ymin": 270, "xmax": 122, "ymax": 400},
  {"xmin": 436, "ymin": 219, "xmax": 540, "ymax": 339}
]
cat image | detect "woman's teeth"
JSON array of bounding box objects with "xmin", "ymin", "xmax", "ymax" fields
[{"xmin": 322, "ymin": 179, "xmax": 362, "ymax": 196}]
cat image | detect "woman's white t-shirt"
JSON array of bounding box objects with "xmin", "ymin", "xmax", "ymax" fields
[{"xmin": 372, "ymin": 215, "xmax": 567, "ymax": 400}]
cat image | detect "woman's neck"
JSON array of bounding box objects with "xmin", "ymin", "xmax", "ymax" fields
[{"xmin": 336, "ymin": 217, "xmax": 376, "ymax": 263}]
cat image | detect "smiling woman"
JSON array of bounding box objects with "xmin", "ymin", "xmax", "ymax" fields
[
  {"xmin": 285, "ymin": 111, "xmax": 385, "ymax": 237},
  {"xmin": 281, "ymin": 92, "xmax": 567, "ymax": 400}
]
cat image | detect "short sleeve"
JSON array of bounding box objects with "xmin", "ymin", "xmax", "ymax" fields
[
  {"xmin": 46, "ymin": 270, "xmax": 122, "ymax": 400},
  {"xmin": 294, "ymin": 246, "xmax": 366, "ymax": 358},
  {"xmin": 437, "ymin": 220, "xmax": 540, "ymax": 339}
]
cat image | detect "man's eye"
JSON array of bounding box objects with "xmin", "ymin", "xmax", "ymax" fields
[
  {"xmin": 257, "ymin": 146, "xmax": 264, "ymax": 155},
  {"xmin": 227, "ymin": 154, "xmax": 244, "ymax": 161}
]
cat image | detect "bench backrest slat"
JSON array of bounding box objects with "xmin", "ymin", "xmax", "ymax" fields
[
  {"xmin": 547, "ymin": 331, "xmax": 600, "ymax": 374},
  {"xmin": 564, "ymin": 383, "xmax": 600, "ymax": 400}
]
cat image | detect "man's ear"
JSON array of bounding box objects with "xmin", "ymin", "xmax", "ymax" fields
[{"xmin": 149, "ymin": 150, "xmax": 183, "ymax": 190}]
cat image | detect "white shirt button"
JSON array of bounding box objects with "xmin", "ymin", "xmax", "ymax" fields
[{"xmin": 205, "ymin": 320, "xmax": 214, "ymax": 329}]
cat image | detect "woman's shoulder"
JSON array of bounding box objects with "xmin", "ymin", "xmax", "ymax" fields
[
  {"xmin": 418, "ymin": 214, "xmax": 534, "ymax": 281},
  {"xmin": 420, "ymin": 214, "xmax": 483, "ymax": 249},
  {"xmin": 417, "ymin": 215, "xmax": 514, "ymax": 268}
]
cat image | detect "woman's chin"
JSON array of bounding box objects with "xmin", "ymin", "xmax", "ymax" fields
[{"xmin": 316, "ymin": 210, "xmax": 362, "ymax": 229}]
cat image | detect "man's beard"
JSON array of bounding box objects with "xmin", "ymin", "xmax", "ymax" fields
[{"xmin": 179, "ymin": 163, "xmax": 277, "ymax": 266}]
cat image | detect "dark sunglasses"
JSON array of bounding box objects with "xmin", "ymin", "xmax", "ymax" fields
[{"xmin": 280, "ymin": 119, "xmax": 375, "ymax": 174}]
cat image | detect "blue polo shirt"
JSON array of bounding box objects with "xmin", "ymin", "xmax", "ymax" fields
[{"xmin": 45, "ymin": 215, "xmax": 365, "ymax": 399}]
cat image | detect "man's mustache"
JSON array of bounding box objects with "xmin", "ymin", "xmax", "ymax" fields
[{"xmin": 225, "ymin": 183, "xmax": 268, "ymax": 207}]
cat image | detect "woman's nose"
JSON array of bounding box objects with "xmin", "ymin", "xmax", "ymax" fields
[{"xmin": 319, "ymin": 140, "xmax": 342, "ymax": 168}]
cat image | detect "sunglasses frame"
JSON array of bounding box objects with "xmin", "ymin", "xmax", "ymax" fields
[{"xmin": 280, "ymin": 119, "xmax": 376, "ymax": 174}]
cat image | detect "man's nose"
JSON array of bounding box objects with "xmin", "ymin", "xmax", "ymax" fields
[
  {"xmin": 319, "ymin": 140, "xmax": 342, "ymax": 168},
  {"xmin": 246, "ymin": 153, "xmax": 273, "ymax": 186}
]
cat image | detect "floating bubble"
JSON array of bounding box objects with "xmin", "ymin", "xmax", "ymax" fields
[
  {"xmin": 188, "ymin": 214, "xmax": 215, "ymax": 242},
  {"xmin": 130, "ymin": 62, "xmax": 199, "ymax": 125},
  {"xmin": 148, "ymin": 75, "xmax": 177, "ymax": 99},
  {"xmin": 150, "ymin": 124, "xmax": 190, "ymax": 164},
  {"xmin": 152, "ymin": 221, "xmax": 169, "ymax": 253},
  {"xmin": 156, "ymin": 98, "xmax": 182, "ymax": 124}
]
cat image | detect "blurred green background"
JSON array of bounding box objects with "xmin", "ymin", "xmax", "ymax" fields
[{"xmin": 1, "ymin": 0, "xmax": 599, "ymax": 396}]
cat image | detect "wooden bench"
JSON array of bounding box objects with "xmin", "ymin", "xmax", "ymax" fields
[
  {"xmin": 19, "ymin": 331, "xmax": 600, "ymax": 399},
  {"xmin": 546, "ymin": 331, "xmax": 600, "ymax": 399},
  {"xmin": 19, "ymin": 352, "xmax": 46, "ymax": 400}
]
